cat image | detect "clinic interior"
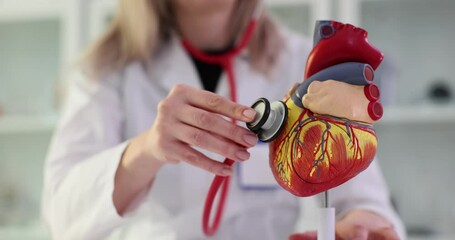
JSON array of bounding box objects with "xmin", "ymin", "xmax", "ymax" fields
[{"xmin": 0, "ymin": 0, "xmax": 454, "ymax": 239}]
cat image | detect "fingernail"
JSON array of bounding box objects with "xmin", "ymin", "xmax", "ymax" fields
[
  {"xmin": 221, "ymin": 167, "xmax": 233, "ymax": 176},
  {"xmin": 236, "ymin": 150, "xmax": 250, "ymax": 161},
  {"xmin": 243, "ymin": 109, "xmax": 256, "ymax": 120},
  {"xmin": 243, "ymin": 134, "xmax": 258, "ymax": 146}
]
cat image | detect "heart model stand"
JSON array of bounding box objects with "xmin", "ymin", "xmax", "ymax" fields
[{"xmin": 319, "ymin": 191, "xmax": 335, "ymax": 240}]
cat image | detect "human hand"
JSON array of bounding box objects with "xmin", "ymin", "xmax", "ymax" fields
[
  {"xmin": 289, "ymin": 210, "xmax": 400, "ymax": 240},
  {"xmin": 142, "ymin": 84, "xmax": 258, "ymax": 176},
  {"xmin": 284, "ymin": 80, "xmax": 379, "ymax": 124},
  {"xmin": 302, "ymin": 80, "xmax": 375, "ymax": 123}
]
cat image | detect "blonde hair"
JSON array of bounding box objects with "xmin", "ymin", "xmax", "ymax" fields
[{"xmin": 82, "ymin": 0, "xmax": 284, "ymax": 79}]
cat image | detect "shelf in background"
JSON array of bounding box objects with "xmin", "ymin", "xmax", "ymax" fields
[
  {"xmin": 0, "ymin": 2, "xmax": 62, "ymax": 22},
  {"xmin": 0, "ymin": 115, "xmax": 58, "ymax": 134},
  {"xmin": 379, "ymin": 105, "xmax": 455, "ymax": 124},
  {"xmin": 0, "ymin": 222, "xmax": 49, "ymax": 240}
]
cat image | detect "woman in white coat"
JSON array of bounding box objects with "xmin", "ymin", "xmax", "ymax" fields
[{"xmin": 43, "ymin": 0, "xmax": 405, "ymax": 239}]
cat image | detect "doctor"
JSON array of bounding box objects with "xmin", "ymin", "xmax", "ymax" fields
[{"xmin": 43, "ymin": 0, "xmax": 405, "ymax": 239}]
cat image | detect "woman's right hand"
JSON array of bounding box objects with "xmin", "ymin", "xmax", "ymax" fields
[
  {"xmin": 114, "ymin": 84, "xmax": 258, "ymax": 214},
  {"xmin": 142, "ymin": 84, "xmax": 258, "ymax": 176}
]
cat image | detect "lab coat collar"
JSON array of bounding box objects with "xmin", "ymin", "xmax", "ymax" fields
[{"xmin": 146, "ymin": 34, "xmax": 250, "ymax": 99}]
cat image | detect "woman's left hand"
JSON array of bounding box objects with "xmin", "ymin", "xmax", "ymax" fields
[
  {"xmin": 283, "ymin": 80, "xmax": 378, "ymax": 124},
  {"xmin": 288, "ymin": 210, "xmax": 400, "ymax": 240}
]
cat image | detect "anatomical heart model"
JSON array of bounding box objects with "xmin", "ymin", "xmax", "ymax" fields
[
  {"xmin": 202, "ymin": 21, "xmax": 386, "ymax": 237},
  {"xmin": 268, "ymin": 21, "xmax": 384, "ymax": 197}
]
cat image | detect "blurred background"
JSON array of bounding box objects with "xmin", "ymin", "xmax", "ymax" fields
[{"xmin": 1, "ymin": 0, "xmax": 454, "ymax": 239}]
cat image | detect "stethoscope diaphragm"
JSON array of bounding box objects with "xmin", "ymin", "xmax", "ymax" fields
[
  {"xmin": 247, "ymin": 98, "xmax": 288, "ymax": 142},
  {"xmin": 247, "ymin": 98, "xmax": 270, "ymax": 134}
]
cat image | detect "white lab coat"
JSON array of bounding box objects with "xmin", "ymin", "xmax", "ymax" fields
[{"xmin": 42, "ymin": 30, "xmax": 406, "ymax": 240}]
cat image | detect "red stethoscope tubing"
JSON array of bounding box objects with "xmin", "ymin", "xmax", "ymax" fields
[{"xmin": 182, "ymin": 19, "xmax": 257, "ymax": 236}]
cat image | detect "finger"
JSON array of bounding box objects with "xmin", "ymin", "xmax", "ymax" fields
[
  {"xmin": 169, "ymin": 140, "xmax": 234, "ymax": 176},
  {"xmin": 177, "ymin": 105, "xmax": 258, "ymax": 147},
  {"xmin": 307, "ymin": 80, "xmax": 324, "ymax": 94},
  {"xmin": 173, "ymin": 123, "xmax": 251, "ymax": 162},
  {"xmin": 368, "ymin": 227, "xmax": 400, "ymax": 240},
  {"xmin": 301, "ymin": 93, "xmax": 322, "ymax": 112},
  {"xmin": 172, "ymin": 84, "xmax": 256, "ymax": 122},
  {"xmin": 301, "ymin": 94, "xmax": 312, "ymax": 109},
  {"xmin": 288, "ymin": 231, "xmax": 317, "ymax": 240},
  {"xmin": 336, "ymin": 224, "xmax": 368, "ymax": 240},
  {"xmin": 283, "ymin": 83, "xmax": 301, "ymax": 101}
]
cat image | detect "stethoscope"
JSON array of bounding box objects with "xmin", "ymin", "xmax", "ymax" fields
[{"xmin": 181, "ymin": 1, "xmax": 287, "ymax": 236}]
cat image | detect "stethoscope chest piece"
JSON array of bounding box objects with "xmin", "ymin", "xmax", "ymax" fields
[{"xmin": 247, "ymin": 98, "xmax": 288, "ymax": 142}]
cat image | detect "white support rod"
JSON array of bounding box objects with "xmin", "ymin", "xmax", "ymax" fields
[
  {"xmin": 62, "ymin": 0, "xmax": 84, "ymax": 65},
  {"xmin": 314, "ymin": 0, "xmax": 332, "ymax": 20},
  {"xmin": 318, "ymin": 191, "xmax": 335, "ymax": 240},
  {"xmin": 339, "ymin": 0, "xmax": 361, "ymax": 26},
  {"xmin": 318, "ymin": 207, "xmax": 335, "ymax": 240},
  {"xmin": 310, "ymin": 0, "xmax": 331, "ymax": 37},
  {"xmin": 89, "ymin": 0, "xmax": 117, "ymax": 43}
]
